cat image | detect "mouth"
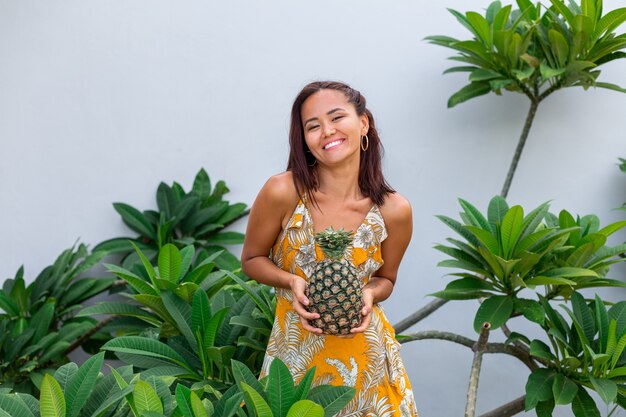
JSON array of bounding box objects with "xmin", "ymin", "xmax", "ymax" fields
[{"xmin": 323, "ymin": 139, "xmax": 345, "ymax": 150}]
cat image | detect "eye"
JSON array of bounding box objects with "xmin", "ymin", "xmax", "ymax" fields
[
  {"xmin": 307, "ymin": 124, "xmax": 320, "ymax": 131},
  {"xmin": 332, "ymin": 115, "xmax": 344, "ymax": 121}
]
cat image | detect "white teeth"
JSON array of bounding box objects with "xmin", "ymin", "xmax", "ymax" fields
[{"xmin": 324, "ymin": 140, "xmax": 343, "ymax": 150}]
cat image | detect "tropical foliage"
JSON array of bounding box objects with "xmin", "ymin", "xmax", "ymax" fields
[
  {"xmin": 432, "ymin": 196, "xmax": 626, "ymax": 332},
  {"xmin": 0, "ymin": 244, "xmax": 115, "ymax": 393},
  {"xmin": 429, "ymin": 195, "xmax": 626, "ymax": 415},
  {"xmin": 426, "ymin": 0, "xmax": 626, "ymax": 107},
  {"xmin": 0, "ymin": 355, "xmax": 354, "ymax": 417},
  {"xmin": 94, "ymin": 169, "xmax": 248, "ymax": 270},
  {"xmin": 79, "ymin": 243, "xmax": 274, "ymax": 396}
]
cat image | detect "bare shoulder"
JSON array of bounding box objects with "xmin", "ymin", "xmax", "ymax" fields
[
  {"xmin": 257, "ymin": 171, "xmax": 300, "ymax": 215},
  {"xmin": 379, "ymin": 191, "xmax": 412, "ymax": 226}
]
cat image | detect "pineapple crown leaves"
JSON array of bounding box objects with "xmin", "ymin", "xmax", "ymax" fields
[{"xmin": 314, "ymin": 227, "xmax": 354, "ymax": 259}]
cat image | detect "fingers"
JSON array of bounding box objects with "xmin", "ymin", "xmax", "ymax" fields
[
  {"xmin": 299, "ymin": 316, "xmax": 324, "ymax": 334},
  {"xmin": 292, "ymin": 298, "xmax": 319, "ymax": 321},
  {"xmin": 350, "ymin": 304, "xmax": 374, "ymax": 334}
]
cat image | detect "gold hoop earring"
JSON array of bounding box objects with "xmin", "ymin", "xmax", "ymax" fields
[{"xmin": 361, "ymin": 135, "xmax": 369, "ymax": 152}]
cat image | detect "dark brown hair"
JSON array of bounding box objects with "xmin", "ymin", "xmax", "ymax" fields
[{"xmin": 286, "ymin": 81, "xmax": 395, "ymax": 209}]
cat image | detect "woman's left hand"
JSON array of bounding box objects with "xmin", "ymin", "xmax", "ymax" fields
[{"xmin": 350, "ymin": 288, "xmax": 374, "ymax": 334}]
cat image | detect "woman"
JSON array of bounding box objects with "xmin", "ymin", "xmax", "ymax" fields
[{"xmin": 241, "ymin": 81, "xmax": 419, "ymax": 417}]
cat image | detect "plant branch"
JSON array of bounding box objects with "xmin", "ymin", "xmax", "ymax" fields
[
  {"xmin": 466, "ymin": 322, "xmax": 491, "ymax": 417},
  {"xmin": 393, "ymin": 298, "xmax": 448, "ymax": 333},
  {"xmin": 65, "ymin": 316, "xmax": 117, "ymax": 355},
  {"xmin": 478, "ymin": 395, "xmax": 526, "ymax": 417},
  {"xmin": 500, "ymin": 99, "xmax": 540, "ymax": 199},
  {"xmin": 399, "ymin": 330, "xmax": 538, "ymax": 370}
]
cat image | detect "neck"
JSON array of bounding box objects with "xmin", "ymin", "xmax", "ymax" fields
[{"xmin": 315, "ymin": 157, "xmax": 362, "ymax": 201}]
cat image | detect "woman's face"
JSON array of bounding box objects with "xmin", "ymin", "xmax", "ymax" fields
[{"xmin": 300, "ymin": 89, "xmax": 368, "ymax": 167}]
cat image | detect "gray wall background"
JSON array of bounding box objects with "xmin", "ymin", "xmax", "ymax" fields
[{"xmin": 1, "ymin": 1, "xmax": 625, "ymax": 416}]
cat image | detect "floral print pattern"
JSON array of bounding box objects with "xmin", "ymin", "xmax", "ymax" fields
[{"xmin": 261, "ymin": 193, "xmax": 419, "ymax": 417}]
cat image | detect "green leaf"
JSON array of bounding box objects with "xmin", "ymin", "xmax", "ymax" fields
[
  {"xmin": 232, "ymin": 360, "xmax": 267, "ymax": 402},
  {"xmin": 0, "ymin": 394, "xmax": 35, "ymax": 417},
  {"xmin": 53, "ymin": 363, "xmax": 78, "ymax": 392},
  {"xmin": 65, "ymin": 352, "xmax": 104, "ymax": 417},
  {"xmin": 488, "ymin": 196, "xmax": 508, "ymax": 229},
  {"xmin": 593, "ymin": 8, "xmax": 626, "ymax": 41},
  {"xmin": 191, "ymin": 289, "xmax": 211, "ymax": 333},
  {"xmin": 549, "ymin": 0, "xmax": 576, "ymax": 27},
  {"xmin": 190, "ymin": 391, "xmax": 208, "ymax": 417},
  {"xmin": 443, "ymin": 66, "xmax": 479, "ymax": 74},
  {"xmin": 130, "ymin": 242, "xmax": 159, "ymax": 291},
  {"xmin": 530, "ymin": 339, "xmax": 556, "ymax": 361},
  {"xmin": 429, "ymin": 277, "xmax": 494, "ymax": 300},
  {"xmin": 156, "ymin": 182, "xmax": 176, "ymax": 219},
  {"xmin": 204, "ymin": 232, "xmax": 245, "ymax": 245},
  {"xmin": 158, "ymin": 244, "xmax": 182, "ymax": 283},
  {"xmin": 133, "ymin": 380, "xmax": 163, "ymax": 414},
  {"xmin": 77, "ymin": 302, "xmax": 160, "ymax": 326},
  {"xmin": 514, "ymin": 298, "xmax": 545, "ymax": 325},
  {"xmin": 102, "ymin": 336, "xmax": 193, "ymax": 372},
  {"xmin": 268, "ymin": 359, "xmax": 296, "ymax": 417},
  {"xmin": 466, "ymin": 226, "xmax": 500, "ymax": 255},
  {"xmin": 571, "ymin": 292, "xmax": 596, "ymax": 344},
  {"xmin": 594, "ymin": 82, "xmax": 626, "ymax": 93},
  {"xmin": 286, "ymin": 400, "xmax": 324, "ymax": 417},
  {"xmin": 473, "ymin": 295, "xmax": 513, "ymax": 333},
  {"xmin": 192, "ymin": 169, "xmax": 212, "ymax": 202},
  {"xmin": 525, "ymin": 276, "xmax": 576, "ymax": 286},
  {"xmin": 540, "ymin": 63, "xmax": 566, "ymax": 80},
  {"xmin": 500, "ymin": 205, "xmax": 524, "ymax": 258},
  {"xmin": 40, "ymin": 374, "xmax": 66, "ymax": 417},
  {"xmin": 594, "ymin": 294, "xmax": 609, "ymax": 353},
  {"xmin": 552, "ymin": 373, "xmax": 578, "ymax": 405},
  {"xmin": 493, "ymin": 5, "xmax": 512, "ymax": 30},
  {"xmin": 175, "ymin": 383, "xmax": 195, "ymax": 417},
  {"xmin": 293, "ymin": 367, "xmax": 316, "ymax": 401},
  {"xmin": 447, "ymin": 82, "xmax": 491, "ymax": 108},
  {"xmin": 458, "ymin": 198, "xmax": 492, "ymax": 232},
  {"xmin": 306, "ymin": 385, "xmax": 356, "ymax": 417},
  {"xmin": 113, "ymin": 203, "xmax": 156, "ymax": 239},
  {"xmin": 161, "ymin": 292, "xmax": 197, "ymax": 355},
  {"xmin": 466, "ymin": 11, "xmax": 492, "ymax": 47},
  {"xmin": 104, "ymin": 263, "xmax": 158, "ymax": 295},
  {"xmin": 241, "ymin": 382, "xmax": 273, "ymax": 417},
  {"xmin": 549, "ymin": 29, "xmax": 570, "ymax": 67},
  {"xmin": 571, "ymin": 386, "xmax": 600, "ymax": 417},
  {"xmin": 525, "ymin": 369, "xmax": 555, "ymax": 411}
]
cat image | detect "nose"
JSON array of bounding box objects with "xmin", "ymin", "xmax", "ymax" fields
[{"xmin": 323, "ymin": 123, "xmax": 336, "ymax": 137}]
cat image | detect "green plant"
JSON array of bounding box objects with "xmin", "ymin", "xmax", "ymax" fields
[
  {"xmin": 0, "ymin": 244, "xmax": 115, "ymax": 393},
  {"xmin": 426, "ymin": 0, "xmax": 626, "ymax": 197},
  {"xmin": 80, "ymin": 243, "xmax": 274, "ymax": 395},
  {"xmin": 231, "ymin": 358, "xmax": 355, "ymax": 417},
  {"xmin": 431, "ymin": 196, "xmax": 626, "ymax": 333},
  {"xmin": 94, "ymin": 169, "xmax": 248, "ymax": 271},
  {"xmin": 523, "ymin": 292, "xmax": 626, "ymax": 416}
]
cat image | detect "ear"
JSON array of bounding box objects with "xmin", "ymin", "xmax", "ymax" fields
[{"xmin": 360, "ymin": 114, "xmax": 370, "ymax": 136}]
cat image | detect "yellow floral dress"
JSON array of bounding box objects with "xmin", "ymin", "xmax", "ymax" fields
[{"xmin": 261, "ymin": 193, "xmax": 419, "ymax": 417}]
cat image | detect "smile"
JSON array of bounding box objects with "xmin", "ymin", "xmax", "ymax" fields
[{"xmin": 323, "ymin": 139, "xmax": 345, "ymax": 150}]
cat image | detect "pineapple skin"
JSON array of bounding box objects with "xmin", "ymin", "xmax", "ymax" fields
[{"xmin": 305, "ymin": 258, "xmax": 363, "ymax": 335}]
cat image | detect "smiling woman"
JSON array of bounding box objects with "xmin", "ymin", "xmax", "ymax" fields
[{"xmin": 241, "ymin": 81, "xmax": 419, "ymax": 417}]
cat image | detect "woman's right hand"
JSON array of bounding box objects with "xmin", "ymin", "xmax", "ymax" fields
[{"xmin": 289, "ymin": 275, "xmax": 323, "ymax": 335}]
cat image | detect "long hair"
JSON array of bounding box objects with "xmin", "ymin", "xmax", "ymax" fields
[{"xmin": 286, "ymin": 81, "xmax": 395, "ymax": 209}]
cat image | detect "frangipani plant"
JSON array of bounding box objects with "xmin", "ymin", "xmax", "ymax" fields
[{"xmin": 426, "ymin": 0, "xmax": 626, "ymax": 197}]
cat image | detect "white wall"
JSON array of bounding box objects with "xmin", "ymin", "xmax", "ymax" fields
[{"xmin": 1, "ymin": 1, "xmax": 625, "ymax": 415}]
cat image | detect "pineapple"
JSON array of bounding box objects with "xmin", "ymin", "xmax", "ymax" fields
[{"xmin": 306, "ymin": 226, "xmax": 363, "ymax": 335}]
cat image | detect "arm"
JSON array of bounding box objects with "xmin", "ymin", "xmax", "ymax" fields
[
  {"xmin": 351, "ymin": 193, "xmax": 413, "ymax": 333},
  {"xmin": 241, "ymin": 174, "xmax": 323, "ymax": 334},
  {"xmin": 241, "ymin": 174, "xmax": 296, "ymax": 289}
]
